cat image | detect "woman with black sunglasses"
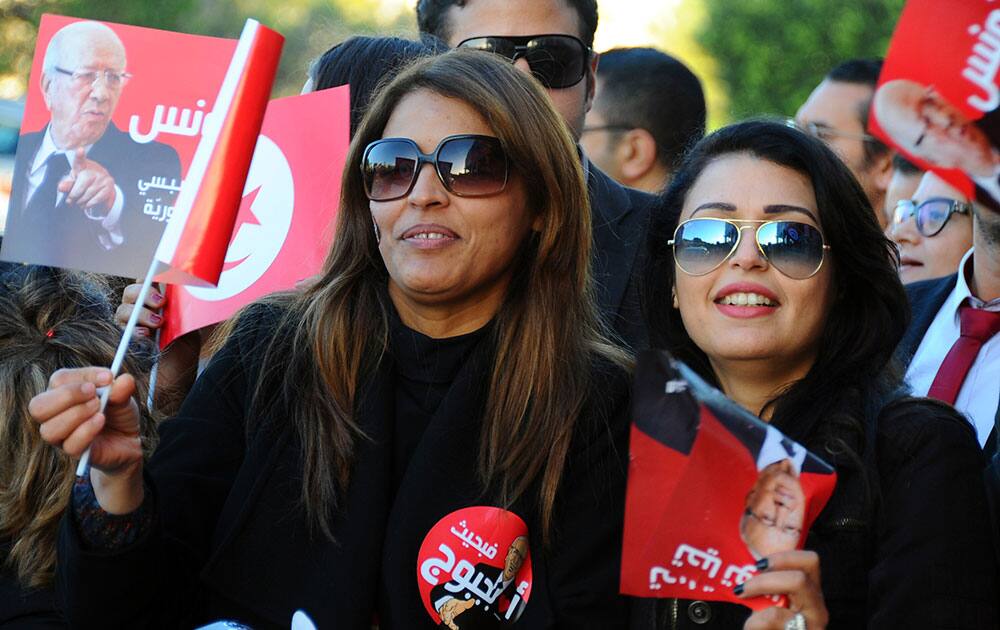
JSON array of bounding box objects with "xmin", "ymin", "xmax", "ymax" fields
[
  {"xmin": 29, "ymin": 50, "xmax": 633, "ymax": 628},
  {"xmin": 889, "ymin": 170, "xmax": 974, "ymax": 284},
  {"xmin": 633, "ymin": 121, "xmax": 997, "ymax": 629}
]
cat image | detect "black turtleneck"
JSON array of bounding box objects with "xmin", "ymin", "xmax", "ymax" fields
[{"xmin": 388, "ymin": 312, "xmax": 491, "ymax": 487}]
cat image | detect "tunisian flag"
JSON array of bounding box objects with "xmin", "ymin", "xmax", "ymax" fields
[
  {"xmin": 153, "ymin": 19, "xmax": 283, "ymax": 286},
  {"xmin": 158, "ymin": 86, "xmax": 350, "ymax": 347}
]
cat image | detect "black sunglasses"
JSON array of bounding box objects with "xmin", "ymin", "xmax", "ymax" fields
[
  {"xmin": 362, "ymin": 134, "xmax": 509, "ymax": 202},
  {"xmin": 456, "ymin": 34, "xmax": 591, "ymax": 89},
  {"xmin": 668, "ymin": 218, "xmax": 831, "ymax": 280},
  {"xmin": 893, "ymin": 197, "xmax": 972, "ymax": 237}
]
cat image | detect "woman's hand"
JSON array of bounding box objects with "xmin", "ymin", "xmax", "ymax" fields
[
  {"xmin": 115, "ymin": 283, "xmax": 165, "ymax": 338},
  {"xmin": 29, "ymin": 367, "xmax": 145, "ymax": 514},
  {"xmin": 739, "ymin": 551, "xmax": 828, "ymax": 630}
]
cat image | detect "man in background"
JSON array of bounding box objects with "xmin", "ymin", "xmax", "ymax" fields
[
  {"xmin": 417, "ymin": 0, "xmax": 656, "ymax": 350},
  {"xmin": 796, "ymin": 59, "xmax": 895, "ymax": 227},
  {"xmin": 580, "ymin": 47, "xmax": 705, "ymax": 193}
]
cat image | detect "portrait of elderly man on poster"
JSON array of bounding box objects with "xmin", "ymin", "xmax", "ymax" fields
[{"xmin": 2, "ymin": 20, "xmax": 181, "ymax": 277}]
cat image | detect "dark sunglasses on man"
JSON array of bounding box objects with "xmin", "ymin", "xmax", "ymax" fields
[
  {"xmin": 362, "ymin": 134, "xmax": 509, "ymax": 201},
  {"xmin": 893, "ymin": 197, "xmax": 972, "ymax": 237},
  {"xmin": 456, "ymin": 34, "xmax": 591, "ymax": 89}
]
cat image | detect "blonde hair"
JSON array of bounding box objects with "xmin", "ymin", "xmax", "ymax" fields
[{"xmin": 0, "ymin": 267, "xmax": 157, "ymax": 588}]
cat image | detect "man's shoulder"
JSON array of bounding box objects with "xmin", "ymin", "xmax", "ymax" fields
[
  {"xmin": 587, "ymin": 164, "xmax": 656, "ymax": 225},
  {"xmin": 904, "ymin": 274, "xmax": 957, "ymax": 311},
  {"xmin": 97, "ymin": 123, "xmax": 180, "ymax": 161}
]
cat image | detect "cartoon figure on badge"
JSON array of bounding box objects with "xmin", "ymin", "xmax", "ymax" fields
[{"xmin": 418, "ymin": 507, "xmax": 533, "ymax": 629}]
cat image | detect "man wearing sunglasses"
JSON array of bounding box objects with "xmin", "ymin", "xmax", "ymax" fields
[
  {"xmin": 416, "ymin": 0, "xmax": 656, "ymax": 349},
  {"xmin": 3, "ymin": 20, "xmax": 181, "ymax": 277},
  {"xmin": 795, "ymin": 59, "xmax": 895, "ymax": 228}
]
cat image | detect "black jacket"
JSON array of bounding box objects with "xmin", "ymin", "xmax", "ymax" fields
[
  {"xmin": 0, "ymin": 541, "xmax": 65, "ymax": 629},
  {"xmin": 57, "ymin": 305, "xmax": 632, "ymax": 629},
  {"xmin": 895, "ymin": 274, "xmax": 958, "ymax": 369},
  {"xmin": 587, "ymin": 161, "xmax": 655, "ymax": 351},
  {"xmin": 4, "ymin": 124, "xmax": 181, "ymax": 277},
  {"xmin": 630, "ymin": 397, "xmax": 999, "ymax": 629}
]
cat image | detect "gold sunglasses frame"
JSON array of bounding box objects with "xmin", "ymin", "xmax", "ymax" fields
[{"xmin": 667, "ymin": 217, "xmax": 832, "ymax": 279}]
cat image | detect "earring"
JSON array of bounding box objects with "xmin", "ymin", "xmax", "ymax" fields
[
  {"xmin": 671, "ymin": 286, "xmax": 679, "ymax": 309},
  {"xmin": 371, "ymin": 214, "xmax": 380, "ymax": 244}
]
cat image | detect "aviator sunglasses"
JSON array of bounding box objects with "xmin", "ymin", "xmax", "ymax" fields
[
  {"xmin": 362, "ymin": 134, "xmax": 509, "ymax": 202},
  {"xmin": 669, "ymin": 217, "xmax": 831, "ymax": 280},
  {"xmin": 893, "ymin": 197, "xmax": 971, "ymax": 237},
  {"xmin": 456, "ymin": 34, "xmax": 591, "ymax": 89}
]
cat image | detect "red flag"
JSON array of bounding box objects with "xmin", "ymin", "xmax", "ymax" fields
[
  {"xmin": 154, "ymin": 19, "xmax": 283, "ymax": 286},
  {"xmin": 159, "ymin": 86, "xmax": 350, "ymax": 347}
]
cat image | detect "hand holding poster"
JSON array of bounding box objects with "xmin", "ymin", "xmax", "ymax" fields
[
  {"xmin": 621, "ymin": 351, "xmax": 836, "ymax": 611},
  {"xmin": 871, "ymin": 0, "xmax": 1000, "ymax": 209}
]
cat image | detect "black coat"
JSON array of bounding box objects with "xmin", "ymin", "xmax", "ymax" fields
[
  {"xmin": 57, "ymin": 305, "xmax": 632, "ymax": 629},
  {"xmin": 629, "ymin": 397, "xmax": 999, "ymax": 629},
  {"xmin": 587, "ymin": 162, "xmax": 655, "ymax": 351},
  {"xmin": 0, "ymin": 541, "xmax": 65, "ymax": 629},
  {"xmin": 4, "ymin": 124, "xmax": 181, "ymax": 277}
]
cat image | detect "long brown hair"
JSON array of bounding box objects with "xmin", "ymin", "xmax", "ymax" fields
[
  {"xmin": 0, "ymin": 266, "xmax": 158, "ymax": 588},
  {"xmin": 243, "ymin": 50, "xmax": 630, "ymax": 540}
]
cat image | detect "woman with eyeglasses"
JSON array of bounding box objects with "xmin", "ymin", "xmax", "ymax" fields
[
  {"xmin": 889, "ymin": 171, "xmax": 974, "ymax": 284},
  {"xmin": 633, "ymin": 121, "xmax": 996, "ymax": 629},
  {"xmin": 28, "ymin": 50, "xmax": 632, "ymax": 628}
]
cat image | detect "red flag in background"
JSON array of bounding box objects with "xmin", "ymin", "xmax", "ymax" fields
[
  {"xmin": 621, "ymin": 352, "xmax": 836, "ymax": 611},
  {"xmin": 154, "ymin": 19, "xmax": 283, "ymax": 286},
  {"xmin": 159, "ymin": 86, "xmax": 350, "ymax": 347},
  {"xmin": 872, "ymin": 1, "xmax": 1000, "ymax": 208}
]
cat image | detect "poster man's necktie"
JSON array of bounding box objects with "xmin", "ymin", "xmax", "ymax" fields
[
  {"xmin": 927, "ymin": 305, "xmax": 1000, "ymax": 405},
  {"xmin": 23, "ymin": 152, "xmax": 71, "ymax": 218}
]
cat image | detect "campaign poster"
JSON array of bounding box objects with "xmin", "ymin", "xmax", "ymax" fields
[
  {"xmin": 159, "ymin": 86, "xmax": 350, "ymax": 347},
  {"xmin": 620, "ymin": 351, "xmax": 837, "ymax": 611},
  {"xmin": 871, "ymin": 0, "xmax": 1000, "ymax": 210},
  {"xmin": 0, "ymin": 14, "xmax": 238, "ymax": 277}
]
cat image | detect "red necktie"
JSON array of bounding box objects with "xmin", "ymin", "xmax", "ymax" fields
[{"xmin": 927, "ymin": 305, "xmax": 1000, "ymax": 405}]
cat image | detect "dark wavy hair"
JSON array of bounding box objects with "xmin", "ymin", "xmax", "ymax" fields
[
  {"xmin": 307, "ymin": 36, "xmax": 442, "ymax": 136},
  {"xmin": 643, "ymin": 120, "xmax": 908, "ymax": 481}
]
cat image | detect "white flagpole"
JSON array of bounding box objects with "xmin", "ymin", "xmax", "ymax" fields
[
  {"xmin": 76, "ymin": 259, "xmax": 161, "ymax": 476},
  {"xmin": 75, "ymin": 19, "xmax": 262, "ymax": 477}
]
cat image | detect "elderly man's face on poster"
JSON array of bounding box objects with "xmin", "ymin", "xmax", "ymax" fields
[
  {"xmin": 41, "ymin": 26, "xmax": 127, "ymax": 150},
  {"xmin": 740, "ymin": 459, "xmax": 806, "ymax": 559}
]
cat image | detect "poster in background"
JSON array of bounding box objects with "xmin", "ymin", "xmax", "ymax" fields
[
  {"xmin": 620, "ymin": 351, "xmax": 837, "ymax": 611},
  {"xmin": 872, "ymin": 0, "xmax": 1000, "ymax": 209},
  {"xmin": 159, "ymin": 86, "xmax": 350, "ymax": 347},
  {"xmin": 0, "ymin": 14, "xmax": 238, "ymax": 277}
]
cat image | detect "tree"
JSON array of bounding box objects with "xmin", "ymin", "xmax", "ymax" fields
[{"xmin": 698, "ymin": 0, "xmax": 906, "ymax": 120}]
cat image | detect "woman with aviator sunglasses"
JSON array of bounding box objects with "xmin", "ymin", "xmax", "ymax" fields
[
  {"xmin": 30, "ymin": 50, "xmax": 634, "ymax": 628},
  {"xmin": 634, "ymin": 121, "xmax": 996, "ymax": 629},
  {"xmin": 889, "ymin": 171, "xmax": 974, "ymax": 284}
]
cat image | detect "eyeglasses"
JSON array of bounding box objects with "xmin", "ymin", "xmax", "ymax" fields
[
  {"xmin": 788, "ymin": 119, "xmax": 877, "ymax": 144},
  {"xmin": 54, "ymin": 67, "xmax": 131, "ymax": 89},
  {"xmin": 668, "ymin": 217, "xmax": 831, "ymax": 280},
  {"xmin": 362, "ymin": 134, "xmax": 509, "ymax": 201},
  {"xmin": 893, "ymin": 197, "xmax": 971, "ymax": 237},
  {"xmin": 743, "ymin": 508, "xmax": 801, "ymax": 538},
  {"xmin": 456, "ymin": 34, "xmax": 591, "ymax": 89}
]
